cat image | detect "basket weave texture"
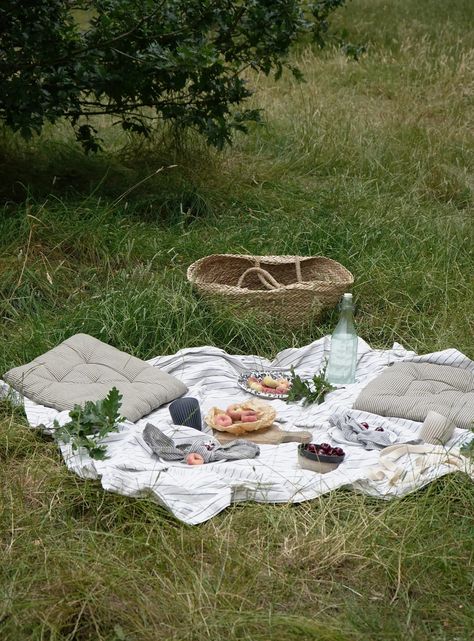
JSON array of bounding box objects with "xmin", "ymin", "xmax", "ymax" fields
[{"xmin": 187, "ymin": 254, "xmax": 353, "ymax": 326}]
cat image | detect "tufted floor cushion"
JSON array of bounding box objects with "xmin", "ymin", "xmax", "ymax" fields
[
  {"xmin": 353, "ymin": 362, "xmax": 474, "ymax": 429},
  {"xmin": 3, "ymin": 334, "xmax": 188, "ymax": 422}
]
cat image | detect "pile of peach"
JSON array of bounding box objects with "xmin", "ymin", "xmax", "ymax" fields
[
  {"xmin": 214, "ymin": 404, "xmax": 263, "ymax": 428},
  {"xmin": 247, "ymin": 374, "xmax": 291, "ymax": 395}
]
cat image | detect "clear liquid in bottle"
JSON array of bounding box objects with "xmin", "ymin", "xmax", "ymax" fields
[{"xmin": 326, "ymin": 293, "xmax": 358, "ymax": 385}]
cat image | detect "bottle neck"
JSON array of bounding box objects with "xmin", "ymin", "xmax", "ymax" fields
[
  {"xmin": 340, "ymin": 299, "xmax": 354, "ymax": 315},
  {"xmin": 336, "ymin": 302, "xmax": 355, "ymax": 331}
]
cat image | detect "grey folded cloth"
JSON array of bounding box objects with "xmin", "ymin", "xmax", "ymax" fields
[
  {"xmin": 328, "ymin": 412, "xmax": 421, "ymax": 451},
  {"xmin": 143, "ymin": 423, "xmax": 260, "ymax": 463}
]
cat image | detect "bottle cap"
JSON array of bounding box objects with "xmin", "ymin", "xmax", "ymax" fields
[{"xmin": 340, "ymin": 293, "xmax": 353, "ymax": 309}]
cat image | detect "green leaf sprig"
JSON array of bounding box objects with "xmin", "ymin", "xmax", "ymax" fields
[
  {"xmin": 285, "ymin": 365, "xmax": 335, "ymax": 406},
  {"xmin": 460, "ymin": 422, "xmax": 474, "ymax": 458},
  {"xmin": 53, "ymin": 387, "xmax": 125, "ymax": 460},
  {"xmin": 461, "ymin": 440, "xmax": 474, "ymax": 458}
]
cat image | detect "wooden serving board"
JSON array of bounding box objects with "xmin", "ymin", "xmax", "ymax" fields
[{"xmin": 213, "ymin": 424, "xmax": 312, "ymax": 445}]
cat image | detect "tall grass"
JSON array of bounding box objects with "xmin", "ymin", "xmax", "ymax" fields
[{"xmin": 1, "ymin": 1, "xmax": 473, "ymax": 639}]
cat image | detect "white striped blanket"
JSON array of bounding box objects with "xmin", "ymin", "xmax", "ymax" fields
[{"xmin": 3, "ymin": 337, "xmax": 473, "ymax": 525}]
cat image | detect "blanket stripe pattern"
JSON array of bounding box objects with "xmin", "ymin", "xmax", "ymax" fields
[{"xmin": 2, "ymin": 337, "xmax": 473, "ymax": 525}]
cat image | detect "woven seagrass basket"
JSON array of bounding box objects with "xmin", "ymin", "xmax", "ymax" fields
[{"xmin": 187, "ymin": 254, "xmax": 354, "ymax": 326}]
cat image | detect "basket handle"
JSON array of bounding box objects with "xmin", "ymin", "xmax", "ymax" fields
[
  {"xmin": 294, "ymin": 256, "xmax": 302, "ymax": 283},
  {"xmin": 237, "ymin": 267, "xmax": 282, "ymax": 290}
]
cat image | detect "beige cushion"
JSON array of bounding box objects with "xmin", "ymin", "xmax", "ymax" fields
[
  {"xmin": 353, "ymin": 362, "xmax": 474, "ymax": 429},
  {"xmin": 3, "ymin": 334, "xmax": 187, "ymax": 422}
]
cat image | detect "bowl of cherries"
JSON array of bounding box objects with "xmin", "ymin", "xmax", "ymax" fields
[{"xmin": 298, "ymin": 442, "xmax": 345, "ymax": 474}]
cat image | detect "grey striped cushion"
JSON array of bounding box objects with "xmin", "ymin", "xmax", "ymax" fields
[
  {"xmin": 353, "ymin": 362, "xmax": 474, "ymax": 429},
  {"xmin": 3, "ymin": 334, "xmax": 187, "ymax": 422}
]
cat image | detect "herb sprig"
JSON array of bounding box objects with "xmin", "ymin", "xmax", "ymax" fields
[
  {"xmin": 53, "ymin": 387, "xmax": 125, "ymax": 460},
  {"xmin": 460, "ymin": 423, "xmax": 474, "ymax": 459},
  {"xmin": 286, "ymin": 365, "xmax": 335, "ymax": 406},
  {"xmin": 461, "ymin": 440, "xmax": 474, "ymax": 458}
]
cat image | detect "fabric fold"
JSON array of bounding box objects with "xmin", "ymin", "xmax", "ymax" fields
[
  {"xmin": 328, "ymin": 410, "xmax": 422, "ymax": 450},
  {"xmin": 143, "ymin": 423, "xmax": 260, "ymax": 463}
]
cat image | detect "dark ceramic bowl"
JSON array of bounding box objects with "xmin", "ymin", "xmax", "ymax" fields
[{"xmin": 297, "ymin": 444, "xmax": 345, "ymax": 474}]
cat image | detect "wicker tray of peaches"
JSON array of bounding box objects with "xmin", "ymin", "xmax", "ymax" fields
[{"xmin": 205, "ymin": 400, "xmax": 276, "ymax": 435}]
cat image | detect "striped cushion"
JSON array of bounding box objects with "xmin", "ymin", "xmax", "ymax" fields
[
  {"xmin": 353, "ymin": 362, "xmax": 474, "ymax": 428},
  {"xmin": 3, "ymin": 334, "xmax": 187, "ymax": 422}
]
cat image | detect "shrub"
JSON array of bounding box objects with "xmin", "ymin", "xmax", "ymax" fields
[{"xmin": 0, "ymin": 0, "xmax": 345, "ymax": 151}]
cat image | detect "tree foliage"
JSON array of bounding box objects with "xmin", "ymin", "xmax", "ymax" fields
[{"xmin": 0, "ymin": 1, "xmax": 346, "ymax": 151}]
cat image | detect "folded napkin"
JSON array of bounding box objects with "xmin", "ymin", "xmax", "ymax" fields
[
  {"xmin": 328, "ymin": 411, "xmax": 421, "ymax": 450},
  {"xmin": 143, "ymin": 423, "xmax": 260, "ymax": 463}
]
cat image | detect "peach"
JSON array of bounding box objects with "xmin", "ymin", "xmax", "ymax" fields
[
  {"xmin": 185, "ymin": 453, "xmax": 204, "ymax": 465},
  {"xmin": 241, "ymin": 409, "xmax": 258, "ymax": 417},
  {"xmin": 262, "ymin": 375, "xmax": 279, "ymax": 388},
  {"xmin": 276, "ymin": 378, "xmax": 290, "ymax": 388},
  {"xmin": 241, "ymin": 414, "xmax": 258, "ymax": 422},
  {"xmin": 249, "ymin": 381, "xmax": 264, "ymax": 392},
  {"xmin": 215, "ymin": 413, "xmax": 232, "ymax": 428},
  {"xmin": 275, "ymin": 387, "xmax": 288, "ymax": 394},
  {"xmin": 226, "ymin": 404, "xmax": 243, "ymax": 421}
]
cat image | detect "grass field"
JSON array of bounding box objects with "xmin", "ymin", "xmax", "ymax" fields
[{"xmin": 1, "ymin": 1, "xmax": 473, "ymax": 639}]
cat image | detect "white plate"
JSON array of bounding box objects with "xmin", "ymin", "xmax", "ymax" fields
[{"xmin": 237, "ymin": 370, "xmax": 292, "ymax": 400}]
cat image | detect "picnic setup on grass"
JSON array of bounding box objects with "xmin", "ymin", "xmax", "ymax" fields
[{"xmin": 2, "ymin": 254, "xmax": 473, "ymax": 525}]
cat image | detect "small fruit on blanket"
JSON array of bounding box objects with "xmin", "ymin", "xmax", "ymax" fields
[
  {"xmin": 186, "ymin": 452, "xmax": 204, "ymax": 465},
  {"xmin": 215, "ymin": 413, "xmax": 233, "ymax": 428},
  {"xmin": 360, "ymin": 421, "xmax": 384, "ymax": 432},
  {"xmin": 247, "ymin": 376, "xmax": 259, "ymax": 383},
  {"xmin": 249, "ymin": 381, "xmax": 264, "ymax": 392},
  {"xmin": 226, "ymin": 404, "xmax": 243, "ymax": 421},
  {"xmin": 276, "ymin": 378, "xmax": 290, "ymax": 388},
  {"xmin": 241, "ymin": 413, "xmax": 258, "ymax": 422},
  {"xmin": 262, "ymin": 375, "xmax": 279, "ymax": 388}
]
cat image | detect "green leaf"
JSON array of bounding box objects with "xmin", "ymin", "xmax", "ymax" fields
[
  {"xmin": 53, "ymin": 387, "xmax": 124, "ymax": 460},
  {"xmin": 0, "ymin": 0, "xmax": 347, "ymax": 151},
  {"xmin": 101, "ymin": 387, "xmax": 123, "ymax": 421},
  {"xmin": 286, "ymin": 365, "xmax": 335, "ymax": 406},
  {"xmin": 460, "ymin": 425, "xmax": 474, "ymax": 458}
]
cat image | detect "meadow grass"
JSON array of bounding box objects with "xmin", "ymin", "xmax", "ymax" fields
[{"xmin": 1, "ymin": 1, "xmax": 473, "ymax": 639}]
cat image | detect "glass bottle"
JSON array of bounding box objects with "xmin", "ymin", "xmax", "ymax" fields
[{"xmin": 326, "ymin": 293, "xmax": 358, "ymax": 385}]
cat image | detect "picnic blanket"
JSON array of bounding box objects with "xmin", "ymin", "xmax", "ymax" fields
[{"xmin": 3, "ymin": 337, "xmax": 473, "ymax": 525}]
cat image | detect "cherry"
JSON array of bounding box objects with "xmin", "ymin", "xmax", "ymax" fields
[{"xmin": 304, "ymin": 443, "xmax": 345, "ymax": 458}]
